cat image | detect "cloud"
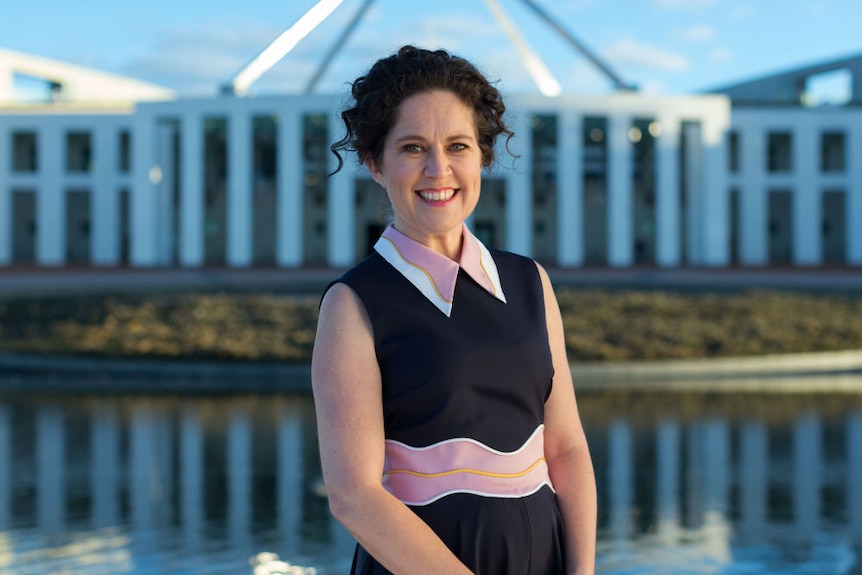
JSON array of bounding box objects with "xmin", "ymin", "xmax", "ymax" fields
[
  {"xmin": 558, "ymin": 59, "xmax": 623, "ymax": 93},
  {"xmin": 604, "ymin": 39, "xmax": 690, "ymax": 73},
  {"xmin": 120, "ymin": 15, "xmax": 355, "ymax": 96},
  {"xmin": 730, "ymin": 2, "xmax": 755, "ymax": 19},
  {"xmin": 651, "ymin": 0, "xmax": 717, "ymax": 9},
  {"xmin": 271, "ymin": 11, "xmax": 509, "ymax": 94},
  {"xmin": 680, "ymin": 24, "xmax": 717, "ymax": 43},
  {"xmin": 709, "ymin": 47, "xmax": 733, "ymax": 62},
  {"xmin": 809, "ymin": 2, "xmax": 828, "ymax": 14}
]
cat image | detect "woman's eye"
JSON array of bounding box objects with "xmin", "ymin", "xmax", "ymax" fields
[
  {"xmin": 450, "ymin": 143, "xmax": 467, "ymax": 152},
  {"xmin": 403, "ymin": 144, "xmax": 423, "ymax": 153}
]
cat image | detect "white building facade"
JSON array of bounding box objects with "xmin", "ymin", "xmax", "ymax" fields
[
  {"xmin": 1, "ymin": 51, "xmax": 860, "ymax": 270},
  {"xmin": 727, "ymin": 107, "xmax": 862, "ymax": 267}
]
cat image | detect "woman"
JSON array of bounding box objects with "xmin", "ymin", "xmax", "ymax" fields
[{"xmin": 311, "ymin": 45, "xmax": 596, "ymax": 575}]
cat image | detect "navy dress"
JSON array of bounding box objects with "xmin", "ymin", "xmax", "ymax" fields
[{"xmin": 331, "ymin": 248, "xmax": 567, "ymax": 574}]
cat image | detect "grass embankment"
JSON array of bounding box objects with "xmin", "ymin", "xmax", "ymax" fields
[{"xmin": 1, "ymin": 290, "xmax": 861, "ymax": 363}]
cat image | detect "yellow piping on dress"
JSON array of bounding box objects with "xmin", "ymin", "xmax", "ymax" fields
[{"xmin": 384, "ymin": 456, "xmax": 547, "ymax": 480}]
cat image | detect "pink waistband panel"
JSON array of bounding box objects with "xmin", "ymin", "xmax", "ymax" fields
[{"xmin": 382, "ymin": 425, "xmax": 553, "ymax": 506}]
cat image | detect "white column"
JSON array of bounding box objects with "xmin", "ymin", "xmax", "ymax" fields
[
  {"xmin": 793, "ymin": 121, "xmax": 820, "ymax": 265},
  {"xmin": 0, "ymin": 403, "xmax": 9, "ymax": 529},
  {"xmin": 278, "ymin": 399, "xmax": 304, "ymax": 553},
  {"xmin": 848, "ymin": 122, "xmax": 862, "ymax": 265},
  {"xmin": 228, "ymin": 408, "xmax": 252, "ymax": 549},
  {"xmin": 738, "ymin": 119, "xmax": 767, "ymax": 265},
  {"xmin": 505, "ymin": 114, "xmax": 531, "ymax": 257},
  {"xmin": 703, "ymin": 417, "xmax": 730, "ymax": 516},
  {"xmin": 0, "ymin": 119, "xmax": 10, "ymax": 264},
  {"xmin": 656, "ymin": 418, "xmax": 680, "ymax": 540},
  {"xmin": 228, "ymin": 110, "xmax": 253, "ymax": 267},
  {"xmin": 739, "ymin": 421, "xmax": 768, "ymax": 540},
  {"xmin": 656, "ymin": 116, "xmax": 681, "ymax": 267},
  {"xmin": 277, "ymin": 109, "xmax": 303, "ymax": 267},
  {"xmin": 180, "ymin": 403, "xmax": 204, "ymax": 550},
  {"xmin": 91, "ymin": 123, "xmax": 118, "ymax": 266},
  {"xmin": 700, "ymin": 117, "xmax": 729, "ymax": 266},
  {"xmin": 608, "ymin": 418, "xmax": 633, "ymax": 539},
  {"xmin": 794, "ymin": 412, "xmax": 821, "ymax": 539},
  {"xmin": 607, "ymin": 114, "xmax": 632, "ymax": 267},
  {"xmin": 131, "ymin": 108, "xmax": 159, "ymax": 266},
  {"xmin": 37, "ymin": 124, "xmax": 64, "ymax": 265},
  {"xmin": 130, "ymin": 403, "xmax": 157, "ymax": 534},
  {"xmin": 180, "ymin": 111, "xmax": 205, "ymax": 267},
  {"xmin": 557, "ymin": 111, "xmax": 582, "ymax": 266},
  {"xmin": 328, "ymin": 113, "xmax": 356, "ymax": 267},
  {"xmin": 37, "ymin": 403, "xmax": 65, "ymax": 534},
  {"xmin": 91, "ymin": 402, "xmax": 121, "ymax": 528},
  {"xmin": 848, "ymin": 411, "xmax": 862, "ymax": 539}
]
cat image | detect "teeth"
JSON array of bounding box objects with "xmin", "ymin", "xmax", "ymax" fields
[{"xmin": 419, "ymin": 189, "xmax": 455, "ymax": 201}]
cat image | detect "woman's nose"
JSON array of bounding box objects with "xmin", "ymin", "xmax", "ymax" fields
[{"xmin": 424, "ymin": 148, "xmax": 451, "ymax": 178}]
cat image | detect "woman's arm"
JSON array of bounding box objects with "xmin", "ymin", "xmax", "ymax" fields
[
  {"xmin": 536, "ymin": 264, "xmax": 598, "ymax": 575},
  {"xmin": 311, "ymin": 283, "xmax": 474, "ymax": 575}
]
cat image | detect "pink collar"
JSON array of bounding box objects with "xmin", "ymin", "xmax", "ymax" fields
[{"xmin": 373, "ymin": 224, "xmax": 507, "ymax": 317}]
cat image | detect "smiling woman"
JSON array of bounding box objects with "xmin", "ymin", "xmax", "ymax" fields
[
  {"xmin": 364, "ymin": 90, "xmax": 483, "ymax": 259},
  {"xmin": 314, "ymin": 45, "xmax": 597, "ymax": 575}
]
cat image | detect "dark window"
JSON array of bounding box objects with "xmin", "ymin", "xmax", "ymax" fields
[
  {"xmin": 821, "ymin": 132, "xmax": 845, "ymax": 173},
  {"xmin": 66, "ymin": 131, "xmax": 92, "ymax": 172},
  {"xmin": 119, "ymin": 130, "xmax": 131, "ymax": 173},
  {"xmin": 767, "ymin": 132, "xmax": 792, "ymax": 172},
  {"xmin": 12, "ymin": 131, "xmax": 38, "ymax": 172},
  {"xmin": 728, "ymin": 131, "xmax": 739, "ymax": 173}
]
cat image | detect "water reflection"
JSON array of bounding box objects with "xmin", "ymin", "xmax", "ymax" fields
[
  {"xmin": 0, "ymin": 389, "xmax": 861, "ymax": 574},
  {"xmin": 0, "ymin": 394, "xmax": 353, "ymax": 574},
  {"xmin": 585, "ymin": 392, "xmax": 862, "ymax": 574}
]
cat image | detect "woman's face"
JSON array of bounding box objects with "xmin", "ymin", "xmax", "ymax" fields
[{"xmin": 366, "ymin": 90, "xmax": 482, "ymax": 257}]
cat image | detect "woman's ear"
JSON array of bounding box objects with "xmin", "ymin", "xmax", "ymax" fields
[{"xmin": 365, "ymin": 156, "xmax": 384, "ymax": 186}]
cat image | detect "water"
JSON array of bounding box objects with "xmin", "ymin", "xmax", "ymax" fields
[{"xmin": 1, "ymin": 386, "xmax": 862, "ymax": 574}]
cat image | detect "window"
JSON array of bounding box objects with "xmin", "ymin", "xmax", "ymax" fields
[
  {"xmin": 66, "ymin": 131, "xmax": 92, "ymax": 172},
  {"xmin": 12, "ymin": 131, "xmax": 38, "ymax": 172},
  {"xmin": 530, "ymin": 114, "xmax": 558, "ymax": 264},
  {"xmin": 728, "ymin": 131, "xmax": 739, "ymax": 173},
  {"xmin": 582, "ymin": 116, "xmax": 608, "ymax": 265},
  {"xmin": 729, "ymin": 188, "xmax": 740, "ymax": 264},
  {"xmin": 821, "ymin": 132, "xmax": 845, "ymax": 173},
  {"xmin": 803, "ymin": 68, "xmax": 852, "ymax": 107},
  {"xmin": 119, "ymin": 130, "xmax": 131, "ymax": 173},
  {"xmin": 767, "ymin": 132, "xmax": 792, "ymax": 172}
]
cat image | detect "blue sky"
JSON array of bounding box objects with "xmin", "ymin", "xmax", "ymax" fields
[{"xmin": 3, "ymin": 0, "xmax": 860, "ymax": 98}]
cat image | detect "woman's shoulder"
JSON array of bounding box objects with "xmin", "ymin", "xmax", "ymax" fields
[
  {"xmin": 320, "ymin": 251, "xmax": 404, "ymax": 311},
  {"xmin": 485, "ymin": 248, "xmax": 547, "ymax": 301},
  {"xmin": 488, "ymin": 248, "xmax": 542, "ymax": 277},
  {"xmin": 324, "ymin": 251, "xmax": 385, "ymax": 290}
]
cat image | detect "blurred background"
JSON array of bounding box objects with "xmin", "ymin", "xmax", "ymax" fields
[{"xmin": 1, "ymin": 1, "xmax": 862, "ymax": 573}]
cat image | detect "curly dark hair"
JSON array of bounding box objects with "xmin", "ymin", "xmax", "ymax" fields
[{"xmin": 330, "ymin": 45, "xmax": 514, "ymax": 174}]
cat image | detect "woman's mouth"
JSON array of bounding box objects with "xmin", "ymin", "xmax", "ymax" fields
[{"xmin": 417, "ymin": 189, "xmax": 457, "ymax": 202}]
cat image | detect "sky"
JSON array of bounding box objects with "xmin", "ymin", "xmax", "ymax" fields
[{"xmin": 2, "ymin": 0, "xmax": 861, "ymax": 99}]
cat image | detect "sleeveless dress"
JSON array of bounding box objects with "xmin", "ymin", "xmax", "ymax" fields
[{"xmin": 331, "ymin": 226, "xmax": 567, "ymax": 575}]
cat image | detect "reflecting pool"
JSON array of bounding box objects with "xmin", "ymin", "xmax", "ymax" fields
[{"xmin": 1, "ymin": 385, "xmax": 862, "ymax": 574}]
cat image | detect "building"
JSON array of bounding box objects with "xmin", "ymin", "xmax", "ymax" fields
[
  {"xmin": 716, "ymin": 54, "xmax": 862, "ymax": 267},
  {"xmin": 1, "ymin": 45, "xmax": 860, "ymax": 270}
]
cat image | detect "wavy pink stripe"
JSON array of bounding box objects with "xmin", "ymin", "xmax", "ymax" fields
[{"xmin": 382, "ymin": 426, "xmax": 553, "ymax": 506}]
